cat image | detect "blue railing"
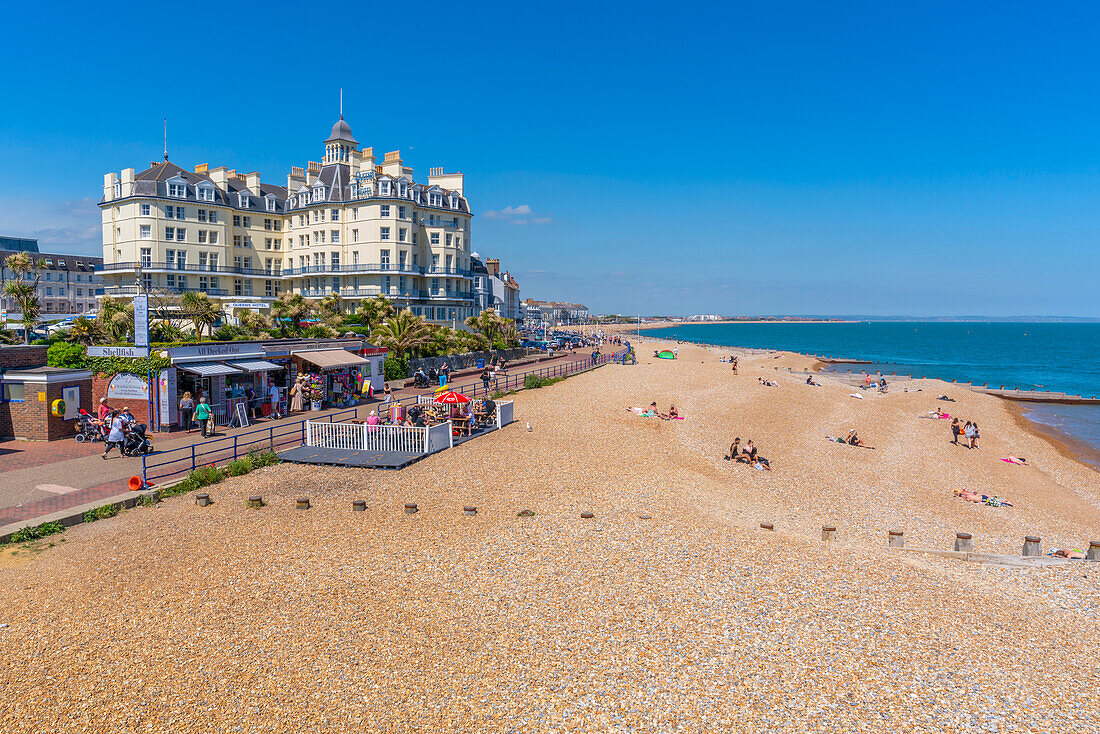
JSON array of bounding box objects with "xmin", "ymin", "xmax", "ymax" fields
[{"xmin": 141, "ymin": 348, "xmax": 625, "ymax": 484}]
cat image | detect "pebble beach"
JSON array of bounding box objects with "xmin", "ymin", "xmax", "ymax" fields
[{"xmin": 2, "ymin": 339, "xmax": 1099, "ymax": 732}]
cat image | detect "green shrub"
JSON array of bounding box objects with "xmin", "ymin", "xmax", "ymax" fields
[
  {"xmin": 47, "ymin": 342, "xmax": 87, "ymax": 369},
  {"xmin": 136, "ymin": 494, "xmax": 158, "ymax": 507},
  {"xmin": 384, "ymin": 355, "xmax": 409, "ymax": 382},
  {"xmin": 225, "ymin": 455, "xmax": 253, "ymax": 477},
  {"xmin": 82, "ymin": 504, "xmax": 120, "ymax": 523},
  {"xmin": 248, "ymin": 449, "xmax": 280, "ymax": 468},
  {"xmin": 524, "ymin": 374, "xmax": 547, "ymax": 389},
  {"xmin": 4, "ymin": 521, "xmax": 65, "ymax": 544},
  {"xmin": 190, "ymin": 465, "xmax": 225, "ymax": 487}
]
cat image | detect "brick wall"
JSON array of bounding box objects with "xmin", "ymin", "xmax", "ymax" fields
[
  {"xmin": 0, "ymin": 378, "xmax": 92, "ymax": 441},
  {"xmin": 0, "ymin": 345, "xmax": 48, "ymax": 370}
]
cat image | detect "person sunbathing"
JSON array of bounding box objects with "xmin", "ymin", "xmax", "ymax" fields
[
  {"xmin": 846, "ymin": 430, "xmax": 874, "ymax": 449},
  {"xmin": 954, "ymin": 488, "xmax": 983, "ymax": 502},
  {"xmin": 806, "ymin": 376, "xmax": 819, "ymax": 386},
  {"xmin": 1050, "ymin": 548, "xmax": 1086, "ymax": 559},
  {"xmin": 1002, "ymin": 455, "xmax": 1029, "ymax": 466},
  {"xmin": 666, "ymin": 405, "xmax": 679, "ymax": 419},
  {"xmin": 737, "ymin": 440, "xmax": 757, "ymax": 464}
]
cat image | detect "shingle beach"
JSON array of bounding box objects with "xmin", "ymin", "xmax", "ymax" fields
[{"xmin": 2, "ymin": 338, "xmax": 1098, "ymax": 732}]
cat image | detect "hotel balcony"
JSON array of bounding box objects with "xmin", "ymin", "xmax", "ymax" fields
[
  {"xmin": 420, "ymin": 218, "xmax": 465, "ymax": 230},
  {"xmin": 102, "ymin": 284, "xmax": 231, "ymax": 297},
  {"xmin": 284, "ymin": 264, "xmax": 472, "ymax": 278},
  {"xmin": 101, "ymin": 261, "xmax": 277, "ymax": 278}
]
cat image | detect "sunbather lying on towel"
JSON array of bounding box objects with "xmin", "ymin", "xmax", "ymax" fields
[
  {"xmin": 954, "ymin": 489, "xmax": 1014, "ymax": 507},
  {"xmin": 1048, "ymin": 548, "xmax": 1086, "ymax": 559},
  {"xmin": 1001, "ymin": 456, "xmax": 1029, "ymax": 465}
]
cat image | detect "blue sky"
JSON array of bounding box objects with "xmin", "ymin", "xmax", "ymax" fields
[{"xmin": 2, "ymin": 1, "xmax": 1100, "ymax": 317}]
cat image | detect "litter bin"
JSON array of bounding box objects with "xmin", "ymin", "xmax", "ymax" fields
[{"xmin": 476, "ymin": 359, "xmax": 485, "ymax": 369}]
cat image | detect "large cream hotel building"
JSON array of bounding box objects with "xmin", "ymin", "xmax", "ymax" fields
[{"xmin": 100, "ymin": 116, "xmax": 475, "ymax": 322}]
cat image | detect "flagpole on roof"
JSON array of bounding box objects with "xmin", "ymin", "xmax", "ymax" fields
[{"xmin": 163, "ymin": 117, "xmax": 168, "ymax": 162}]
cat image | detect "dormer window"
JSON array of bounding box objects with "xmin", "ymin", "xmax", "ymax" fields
[
  {"xmin": 238, "ymin": 192, "xmax": 250, "ymax": 208},
  {"xmin": 378, "ymin": 180, "xmax": 391, "ymax": 196},
  {"xmin": 398, "ymin": 183, "xmax": 407, "ymax": 197},
  {"xmin": 113, "ymin": 182, "xmax": 122, "ymax": 198},
  {"xmin": 430, "ymin": 193, "xmax": 442, "ymax": 207},
  {"xmin": 349, "ymin": 182, "xmax": 358, "ymax": 199},
  {"xmin": 197, "ymin": 185, "xmax": 215, "ymax": 202},
  {"xmin": 448, "ymin": 195, "xmax": 457, "ymax": 209},
  {"xmin": 313, "ymin": 186, "xmax": 325, "ymax": 203},
  {"xmin": 266, "ymin": 196, "xmax": 276, "ymax": 212},
  {"xmin": 167, "ymin": 181, "xmax": 187, "ymax": 198}
]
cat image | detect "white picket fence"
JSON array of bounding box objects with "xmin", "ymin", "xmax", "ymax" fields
[
  {"xmin": 496, "ymin": 400, "xmax": 514, "ymax": 428},
  {"xmin": 305, "ymin": 420, "xmax": 441, "ymax": 454}
]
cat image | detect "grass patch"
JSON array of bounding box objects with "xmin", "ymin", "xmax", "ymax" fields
[
  {"xmin": 524, "ymin": 374, "xmax": 566, "ymax": 389},
  {"xmin": 82, "ymin": 504, "xmax": 120, "ymax": 524},
  {"xmin": 3, "ymin": 521, "xmax": 65, "ymax": 545},
  {"xmin": 159, "ymin": 477, "xmax": 200, "ymax": 499},
  {"xmin": 136, "ymin": 494, "xmax": 158, "ymax": 508}
]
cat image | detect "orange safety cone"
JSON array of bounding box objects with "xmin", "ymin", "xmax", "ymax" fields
[{"xmin": 128, "ymin": 475, "xmax": 144, "ymax": 492}]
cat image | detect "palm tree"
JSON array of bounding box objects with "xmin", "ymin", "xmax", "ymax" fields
[
  {"xmin": 96, "ymin": 297, "xmax": 135, "ymax": 343},
  {"xmin": 180, "ymin": 291, "xmax": 222, "ymax": 340},
  {"xmin": 465, "ymin": 308, "xmax": 506, "ymax": 345},
  {"xmin": 270, "ymin": 291, "xmax": 311, "ymax": 335},
  {"xmin": 2, "ymin": 251, "xmax": 45, "ymax": 343},
  {"xmin": 150, "ymin": 321, "xmax": 186, "ymax": 343},
  {"xmin": 315, "ymin": 293, "xmax": 345, "ymax": 327},
  {"xmin": 66, "ymin": 315, "xmax": 102, "ymax": 345},
  {"xmin": 236, "ymin": 309, "xmax": 273, "ymax": 337},
  {"xmin": 370, "ymin": 309, "xmax": 434, "ymax": 360},
  {"xmin": 356, "ymin": 295, "xmax": 395, "ymax": 332}
]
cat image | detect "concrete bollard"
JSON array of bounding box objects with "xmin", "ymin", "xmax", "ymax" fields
[
  {"xmin": 247, "ymin": 496, "xmax": 263, "ymax": 509},
  {"xmin": 352, "ymin": 500, "xmax": 366, "ymax": 512},
  {"xmin": 1088, "ymin": 541, "xmax": 1100, "ymax": 561},
  {"xmin": 296, "ymin": 498, "xmax": 311, "ymax": 510},
  {"xmin": 822, "ymin": 526, "xmax": 836, "ymax": 542},
  {"xmin": 404, "ymin": 503, "xmax": 418, "ymax": 514},
  {"xmin": 760, "ymin": 522, "xmax": 774, "ymax": 531},
  {"xmin": 1023, "ymin": 536, "xmax": 1042, "ymax": 557},
  {"xmin": 888, "ymin": 530, "xmax": 904, "ymax": 548},
  {"xmin": 580, "ymin": 512, "xmax": 594, "ymax": 519},
  {"xmin": 463, "ymin": 506, "xmax": 477, "ymax": 516},
  {"xmin": 196, "ymin": 494, "xmax": 211, "ymax": 507},
  {"xmin": 954, "ymin": 532, "xmax": 973, "ymax": 553}
]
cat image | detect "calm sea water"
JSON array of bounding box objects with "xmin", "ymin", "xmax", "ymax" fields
[{"xmin": 645, "ymin": 322, "xmax": 1100, "ymax": 466}]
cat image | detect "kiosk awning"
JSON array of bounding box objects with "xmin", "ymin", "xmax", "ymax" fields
[
  {"xmin": 293, "ymin": 349, "xmax": 368, "ymax": 369},
  {"xmin": 178, "ymin": 363, "xmax": 243, "ymax": 377},
  {"xmin": 226, "ymin": 360, "xmax": 283, "ymax": 373}
]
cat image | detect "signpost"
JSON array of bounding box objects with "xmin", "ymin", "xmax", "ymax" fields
[
  {"xmin": 133, "ymin": 295, "xmax": 150, "ymax": 348},
  {"xmin": 87, "ymin": 345, "xmax": 150, "ymax": 358}
]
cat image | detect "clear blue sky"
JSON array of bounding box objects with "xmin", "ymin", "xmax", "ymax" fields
[{"xmin": 2, "ymin": 1, "xmax": 1099, "ymax": 317}]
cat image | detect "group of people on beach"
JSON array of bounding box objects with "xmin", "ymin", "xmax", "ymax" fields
[
  {"xmin": 723, "ymin": 438, "xmax": 771, "ymax": 470},
  {"xmin": 627, "ymin": 402, "xmax": 680, "ymax": 420},
  {"xmin": 950, "ymin": 418, "xmax": 981, "ymax": 449}
]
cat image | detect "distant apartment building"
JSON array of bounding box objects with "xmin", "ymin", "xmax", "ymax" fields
[
  {"xmin": 99, "ymin": 114, "xmax": 476, "ymax": 323},
  {"xmin": 471, "ymin": 256, "xmax": 522, "ymax": 322},
  {"xmin": 0, "ymin": 236, "xmax": 104, "ymax": 318},
  {"xmin": 688, "ymin": 314, "xmax": 724, "ymax": 321},
  {"xmin": 523, "ymin": 299, "xmax": 589, "ymax": 325}
]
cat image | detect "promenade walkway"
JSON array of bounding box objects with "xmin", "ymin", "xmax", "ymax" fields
[{"xmin": 0, "ymin": 347, "xmax": 614, "ymax": 528}]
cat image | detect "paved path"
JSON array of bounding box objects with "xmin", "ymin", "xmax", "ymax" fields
[{"xmin": 0, "ymin": 348, "xmax": 612, "ymax": 526}]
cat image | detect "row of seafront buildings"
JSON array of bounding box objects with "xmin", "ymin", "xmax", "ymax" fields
[
  {"xmin": 98, "ymin": 114, "xmax": 523, "ymax": 325},
  {"xmin": 2, "ymin": 113, "xmax": 587, "ymax": 329}
]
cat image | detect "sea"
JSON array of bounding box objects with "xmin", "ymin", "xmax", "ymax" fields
[{"xmin": 644, "ymin": 322, "xmax": 1100, "ymax": 469}]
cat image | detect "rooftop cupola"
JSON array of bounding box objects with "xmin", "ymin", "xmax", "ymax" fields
[{"xmin": 324, "ymin": 114, "xmax": 358, "ymax": 164}]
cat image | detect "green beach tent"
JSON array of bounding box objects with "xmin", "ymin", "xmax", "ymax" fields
[{"xmin": 657, "ymin": 350, "xmax": 676, "ymax": 359}]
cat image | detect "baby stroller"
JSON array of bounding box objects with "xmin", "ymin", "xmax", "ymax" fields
[
  {"xmin": 412, "ymin": 369, "xmax": 430, "ymax": 389},
  {"xmin": 121, "ymin": 423, "xmax": 155, "ymax": 456},
  {"xmin": 74, "ymin": 409, "xmax": 104, "ymax": 443}
]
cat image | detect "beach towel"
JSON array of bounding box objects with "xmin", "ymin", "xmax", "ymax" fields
[
  {"xmin": 849, "ymin": 393, "xmax": 864, "ymax": 400},
  {"xmin": 1001, "ymin": 457, "xmax": 1027, "ymax": 465}
]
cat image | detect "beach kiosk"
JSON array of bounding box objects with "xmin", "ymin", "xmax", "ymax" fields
[{"xmin": 145, "ymin": 338, "xmax": 385, "ymax": 429}]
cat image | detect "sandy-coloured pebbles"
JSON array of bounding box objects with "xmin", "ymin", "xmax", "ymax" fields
[{"xmin": 1, "ymin": 340, "xmax": 1098, "ymax": 732}]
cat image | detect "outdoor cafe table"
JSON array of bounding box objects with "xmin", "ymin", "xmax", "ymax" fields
[{"xmin": 451, "ymin": 415, "xmax": 471, "ymax": 436}]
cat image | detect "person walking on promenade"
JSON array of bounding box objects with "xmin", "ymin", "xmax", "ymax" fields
[
  {"xmin": 101, "ymin": 411, "xmax": 126, "ymax": 459},
  {"xmin": 480, "ymin": 367, "xmax": 491, "ymax": 394},
  {"xmin": 289, "ymin": 378, "xmax": 303, "ymax": 414},
  {"xmin": 268, "ymin": 380, "xmax": 281, "ymax": 420},
  {"xmin": 179, "ymin": 391, "xmax": 195, "ymax": 434},
  {"xmin": 195, "ymin": 397, "xmax": 213, "ymax": 438},
  {"xmin": 440, "ymin": 362, "xmax": 450, "ymax": 386}
]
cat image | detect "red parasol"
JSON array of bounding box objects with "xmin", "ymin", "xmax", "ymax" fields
[{"xmin": 434, "ymin": 391, "xmax": 471, "ymax": 404}]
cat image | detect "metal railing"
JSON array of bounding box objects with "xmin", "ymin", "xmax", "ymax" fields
[{"xmin": 141, "ymin": 348, "xmax": 623, "ymax": 484}]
